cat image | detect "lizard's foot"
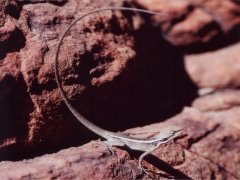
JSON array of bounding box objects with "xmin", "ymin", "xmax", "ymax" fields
[
  {"xmin": 103, "ymin": 141, "xmax": 118, "ymax": 155},
  {"xmin": 92, "ymin": 140, "xmax": 117, "ymax": 155},
  {"xmin": 103, "ymin": 140, "xmax": 126, "ymax": 156},
  {"xmin": 107, "ymin": 145, "xmax": 116, "ymax": 155},
  {"xmin": 140, "ymin": 163, "xmax": 163, "ymax": 175},
  {"xmin": 139, "ymin": 156, "xmax": 150, "ymax": 174},
  {"xmin": 140, "ymin": 165, "xmax": 150, "ymax": 175}
]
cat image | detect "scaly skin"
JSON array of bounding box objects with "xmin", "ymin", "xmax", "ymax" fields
[{"xmin": 54, "ymin": 7, "xmax": 182, "ymax": 173}]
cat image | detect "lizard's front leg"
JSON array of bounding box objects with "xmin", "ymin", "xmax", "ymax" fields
[{"xmin": 139, "ymin": 143, "xmax": 161, "ymax": 174}]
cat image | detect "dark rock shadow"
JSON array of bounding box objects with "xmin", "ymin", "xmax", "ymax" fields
[
  {"xmin": 83, "ymin": 13, "xmax": 198, "ymax": 131},
  {"xmin": 5, "ymin": 2, "xmax": 21, "ymax": 19},
  {"xmin": 0, "ymin": 28, "xmax": 26, "ymax": 60},
  {"xmin": 145, "ymin": 154, "xmax": 192, "ymax": 179},
  {"xmin": 128, "ymin": 149, "xmax": 192, "ymax": 179},
  {"xmin": 0, "ymin": 75, "xmax": 34, "ymax": 161},
  {"xmin": 17, "ymin": 0, "xmax": 68, "ymax": 6}
]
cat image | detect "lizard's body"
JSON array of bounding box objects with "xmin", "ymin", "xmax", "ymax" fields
[{"xmin": 54, "ymin": 7, "xmax": 182, "ymax": 173}]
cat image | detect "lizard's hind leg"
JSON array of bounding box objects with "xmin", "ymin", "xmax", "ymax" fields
[
  {"xmin": 91, "ymin": 139, "xmax": 118, "ymax": 155},
  {"xmin": 103, "ymin": 140, "xmax": 125, "ymax": 155}
]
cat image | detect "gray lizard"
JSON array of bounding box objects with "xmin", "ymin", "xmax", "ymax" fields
[{"xmin": 54, "ymin": 7, "xmax": 182, "ymax": 174}]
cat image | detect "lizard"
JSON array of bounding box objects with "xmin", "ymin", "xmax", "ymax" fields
[{"xmin": 54, "ymin": 6, "xmax": 183, "ymax": 174}]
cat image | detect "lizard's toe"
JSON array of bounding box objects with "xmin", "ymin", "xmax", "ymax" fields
[
  {"xmin": 141, "ymin": 166, "xmax": 150, "ymax": 175},
  {"xmin": 107, "ymin": 146, "xmax": 116, "ymax": 155}
]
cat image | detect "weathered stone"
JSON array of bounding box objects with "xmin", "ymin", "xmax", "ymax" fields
[
  {"xmin": 166, "ymin": 8, "xmax": 220, "ymax": 47},
  {"xmin": 185, "ymin": 42, "xmax": 240, "ymax": 88},
  {"xmin": 0, "ymin": 107, "xmax": 239, "ymax": 179},
  {"xmin": 0, "ymin": 18, "xmax": 16, "ymax": 42},
  {"xmin": 192, "ymin": 89, "xmax": 240, "ymax": 112},
  {"xmin": 0, "ymin": 0, "xmax": 240, "ymax": 178},
  {"xmin": 136, "ymin": 0, "xmax": 240, "ymax": 51},
  {"xmin": 192, "ymin": 0, "xmax": 240, "ymax": 32}
]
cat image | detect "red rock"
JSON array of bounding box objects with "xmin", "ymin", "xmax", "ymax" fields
[
  {"xmin": 0, "ymin": 0, "xmax": 240, "ymax": 178},
  {"xmin": 136, "ymin": 0, "xmax": 240, "ymax": 50},
  {"xmin": 168, "ymin": 9, "xmax": 220, "ymax": 46},
  {"xmin": 192, "ymin": 0, "xmax": 240, "ymax": 32},
  {"xmin": 192, "ymin": 89, "xmax": 240, "ymax": 112},
  {"xmin": 185, "ymin": 42, "xmax": 240, "ymax": 88},
  {"xmin": 0, "ymin": 107, "xmax": 239, "ymax": 179},
  {"xmin": 0, "ymin": 18, "xmax": 17, "ymax": 42}
]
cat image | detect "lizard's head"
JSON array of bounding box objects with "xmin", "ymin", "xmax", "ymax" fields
[{"xmin": 155, "ymin": 125, "xmax": 183, "ymax": 143}]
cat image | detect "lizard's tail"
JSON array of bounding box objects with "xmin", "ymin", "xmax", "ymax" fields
[{"xmin": 54, "ymin": 6, "xmax": 168, "ymax": 138}]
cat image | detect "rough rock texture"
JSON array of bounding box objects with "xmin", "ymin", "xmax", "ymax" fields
[
  {"xmin": 0, "ymin": 0, "xmax": 240, "ymax": 178},
  {"xmin": 192, "ymin": 89, "xmax": 240, "ymax": 112},
  {"xmin": 185, "ymin": 42, "xmax": 240, "ymax": 88},
  {"xmin": 0, "ymin": 106, "xmax": 240, "ymax": 179},
  {"xmin": 0, "ymin": 0, "xmax": 198, "ymax": 160},
  {"xmin": 137, "ymin": 0, "xmax": 240, "ymax": 52}
]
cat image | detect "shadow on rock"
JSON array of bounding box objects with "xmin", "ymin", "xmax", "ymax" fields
[
  {"xmin": 0, "ymin": 28, "xmax": 26, "ymax": 60},
  {"xmin": 84, "ymin": 19, "xmax": 198, "ymax": 131}
]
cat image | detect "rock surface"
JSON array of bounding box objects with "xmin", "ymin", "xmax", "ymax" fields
[
  {"xmin": 185, "ymin": 42, "xmax": 240, "ymax": 88},
  {"xmin": 0, "ymin": 0, "xmax": 240, "ymax": 179},
  {"xmin": 0, "ymin": 106, "xmax": 240, "ymax": 179},
  {"xmin": 137, "ymin": 0, "xmax": 240, "ymax": 52}
]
